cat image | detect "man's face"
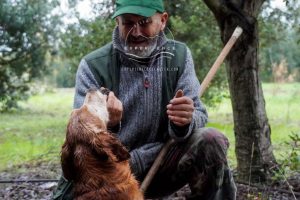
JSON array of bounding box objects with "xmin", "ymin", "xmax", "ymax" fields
[{"xmin": 116, "ymin": 12, "xmax": 168, "ymax": 57}]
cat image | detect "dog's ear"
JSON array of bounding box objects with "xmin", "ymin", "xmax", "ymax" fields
[
  {"xmin": 110, "ymin": 138, "xmax": 130, "ymax": 162},
  {"xmin": 99, "ymin": 132, "xmax": 130, "ymax": 162},
  {"xmin": 94, "ymin": 144, "xmax": 129, "ymax": 162},
  {"xmin": 108, "ymin": 133, "xmax": 130, "ymax": 162},
  {"xmin": 91, "ymin": 140, "xmax": 110, "ymax": 162},
  {"xmin": 92, "ymin": 131, "xmax": 130, "ymax": 162},
  {"xmin": 94, "ymin": 138, "xmax": 130, "ymax": 162},
  {"xmin": 94, "ymin": 148, "xmax": 110, "ymax": 161},
  {"xmin": 61, "ymin": 142, "xmax": 75, "ymax": 180}
]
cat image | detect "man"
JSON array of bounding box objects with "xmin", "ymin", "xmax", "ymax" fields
[{"xmin": 53, "ymin": 0, "xmax": 236, "ymax": 199}]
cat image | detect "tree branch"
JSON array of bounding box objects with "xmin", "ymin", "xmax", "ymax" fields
[
  {"xmin": 202, "ymin": 0, "xmax": 222, "ymax": 16},
  {"xmin": 252, "ymin": 0, "xmax": 266, "ymax": 17},
  {"xmin": 203, "ymin": 0, "xmax": 257, "ymax": 36}
]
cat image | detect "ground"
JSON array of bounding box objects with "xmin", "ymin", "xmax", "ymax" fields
[{"xmin": 0, "ymin": 162, "xmax": 299, "ymax": 200}]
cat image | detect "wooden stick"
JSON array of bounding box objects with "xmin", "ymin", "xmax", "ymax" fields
[
  {"xmin": 140, "ymin": 26, "xmax": 243, "ymax": 193},
  {"xmin": 199, "ymin": 27, "xmax": 243, "ymax": 97},
  {"xmin": 140, "ymin": 139, "xmax": 174, "ymax": 192}
]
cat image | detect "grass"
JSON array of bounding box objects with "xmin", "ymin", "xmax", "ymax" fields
[
  {"xmin": 0, "ymin": 83, "xmax": 299, "ymax": 171},
  {"xmin": 207, "ymin": 83, "xmax": 300, "ymax": 167},
  {"xmin": 0, "ymin": 89, "xmax": 74, "ymax": 171}
]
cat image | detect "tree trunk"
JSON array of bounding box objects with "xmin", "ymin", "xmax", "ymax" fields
[{"xmin": 203, "ymin": 0, "xmax": 277, "ymax": 182}]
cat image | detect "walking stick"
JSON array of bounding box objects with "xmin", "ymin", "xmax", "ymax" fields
[{"xmin": 140, "ymin": 26, "xmax": 243, "ymax": 193}]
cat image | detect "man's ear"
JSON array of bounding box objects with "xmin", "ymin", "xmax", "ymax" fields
[
  {"xmin": 160, "ymin": 12, "xmax": 169, "ymax": 31},
  {"xmin": 116, "ymin": 16, "xmax": 120, "ymax": 26}
]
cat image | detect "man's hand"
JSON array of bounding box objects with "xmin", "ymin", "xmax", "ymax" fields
[
  {"xmin": 167, "ymin": 90, "xmax": 194, "ymax": 127},
  {"xmin": 106, "ymin": 91, "xmax": 123, "ymax": 127}
]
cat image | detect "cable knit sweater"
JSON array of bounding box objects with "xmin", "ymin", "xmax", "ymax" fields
[{"xmin": 73, "ymin": 27, "xmax": 208, "ymax": 179}]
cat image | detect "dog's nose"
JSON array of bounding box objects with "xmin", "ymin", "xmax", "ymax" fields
[
  {"xmin": 86, "ymin": 87, "xmax": 110, "ymax": 95},
  {"xmin": 100, "ymin": 87, "xmax": 110, "ymax": 96},
  {"xmin": 86, "ymin": 87, "xmax": 98, "ymax": 93}
]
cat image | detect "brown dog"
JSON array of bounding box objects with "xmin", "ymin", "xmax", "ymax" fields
[{"xmin": 61, "ymin": 89, "xmax": 143, "ymax": 200}]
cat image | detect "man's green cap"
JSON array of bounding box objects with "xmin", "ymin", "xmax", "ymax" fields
[{"xmin": 112, "ymin": 0, "xmax": 165, "ymax": 19}]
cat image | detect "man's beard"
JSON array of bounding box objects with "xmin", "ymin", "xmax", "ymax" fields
[{"xmin": 120, "ymin": 35, "xmax": 159, "ymax": 58}]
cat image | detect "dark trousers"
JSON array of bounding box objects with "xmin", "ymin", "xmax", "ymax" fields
[{"xmin": 144, "ymin": 128, "xmax": 237, "ymax": 200}]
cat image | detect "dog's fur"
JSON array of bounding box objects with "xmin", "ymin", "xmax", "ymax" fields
[{"xmin": 61, "ymin": 89, "xmax": 143, "ymax": 200}]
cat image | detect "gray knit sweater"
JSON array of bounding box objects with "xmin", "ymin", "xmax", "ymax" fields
[{"xmin": 73, "ymin": 27, "xmax": 208, "ymax": 179}]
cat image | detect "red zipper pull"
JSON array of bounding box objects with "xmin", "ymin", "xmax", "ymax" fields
[{"xmin": 144, "ymin": 76, "xmax": 150, "ymax": 88}]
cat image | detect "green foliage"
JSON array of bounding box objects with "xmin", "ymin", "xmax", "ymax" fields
[
  {"xmin": 281, "ymin": 132, "xmax": 300, "ymax": 171},
  {"xmin": 259, "ymin": 0, "xmax": 300, "ymax": 82},
  {"xmin": 60, "ymin": 18, "xmax": 115, "ymax": 68},
  {"xmin": 55, "ymin": 62, "xmax": 76, "ymax": 88},
  {"xmin": 166, "ymin": 0, "xmax": 227, "ymax": 106},
  {"xmin": 49, "ymin": 56, "xmax": 76, "ymax": 88},
  {"xmin": 54, "ymin": 1, "xmax": 115, "ymax": 88},
  {"xmin": 0, "ymin": 0, "xmax": 61, "ymax": 111},
  {"xmin": 270, "ymin": 132, "xmax": 300, "ymax": 183}
]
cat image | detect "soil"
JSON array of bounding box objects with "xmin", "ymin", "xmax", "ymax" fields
[{"xmin": 0, "ymin": 162, "xmax": 299, "ymax": 200}]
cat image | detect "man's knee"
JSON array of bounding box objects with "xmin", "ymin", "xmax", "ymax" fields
[
  {"xmin": 182, "ymin": 127, "xmax": 230, "ymax": 168},
  {"xmin": 190, "ymin": 127, "xmax": 229, "ymax": 151},
  {"xmin": 177, "ymin": 128, "xmax": 236, "ymax": 199}
]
